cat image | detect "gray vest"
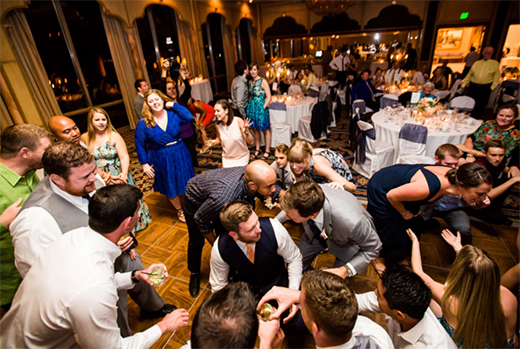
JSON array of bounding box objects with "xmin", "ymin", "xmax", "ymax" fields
[{"xmin": 20, "ymin": 176, "xmax": 88, "ymax": 234}]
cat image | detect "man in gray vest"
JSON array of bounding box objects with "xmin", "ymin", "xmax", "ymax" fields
[{"xmin": 10, "ymin": 142, "xmax": 175, "ymax": 336}]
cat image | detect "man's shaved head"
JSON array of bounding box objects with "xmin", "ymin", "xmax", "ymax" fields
[
  {"xmin": 48, "ymin": 116, "xmax": 81, "ymax": 144},
  {"xmin": 244, "ymin": 160, "xmax": 277, "ymax": 197}
]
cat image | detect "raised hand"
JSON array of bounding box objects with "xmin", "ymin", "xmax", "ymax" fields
[{"xmin": 441, "ymin": 229, "xmax": 462, "ymax": 253}]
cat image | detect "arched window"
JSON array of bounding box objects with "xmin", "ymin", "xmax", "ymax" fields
[
  {"xmin": 136, "ymin": 5, "xmax": 181, "ymax": 88},
  {"xmin": 236, "ymin": 18, "xmax": 253, "ymax": 64},
  {"xmin": 23, "ymin": 0, "xmax": 127, "ymax": 129},
  {"xmin": 202, "ymin": 13, "xmax": 228, "ymax": 93}
]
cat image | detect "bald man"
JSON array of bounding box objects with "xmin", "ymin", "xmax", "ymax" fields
[
  {"xmin": 462, "ymin": 46, "xmax": 500, "ymax": 119},
  {"xmin": 48, "ymin": 115, "xmax": 112, "ymax": 184},
  {"xmin": 183, "ymin": 160, "xmax": 283, "ymax": 297}
]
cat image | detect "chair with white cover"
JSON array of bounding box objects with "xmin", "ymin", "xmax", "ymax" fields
[
  {"xmin": 270, "ymin": 122, "xmax": 292, "ymax": 147},
  {"xmin": 307, "ymin": 84, "xmax": 320, "ymax": 98},
  {"xmin": 269, "ymin": 102, "xmax": 287, "ymax": 123},
  {"xmin": 288, "ymin": 85, "xmax": 302, "ymax": 95},
  {"xmin": 380, "ymin": 94, "xmax": 399, "ymax": 109},
  {"xmin": 352, "ymin": 99, "xmax": 366, "ymax": 116},
  {"xmin": 449, "ymin": 79, "xmax": 462, "ymax": 100},
  {"xmin": 448, "ymin": 96, "xmax": 475, "ymax": 113},
  {"xmin": 434, "ymin": 90, "xmax": 450, "ymax": 101},
  {"xmin": 396, "ymin": 124, "xmax": 435, "ymax": 164},
  {"xmin": 352, "ymin": 120, "xmax": 395, "ymax": 178}
]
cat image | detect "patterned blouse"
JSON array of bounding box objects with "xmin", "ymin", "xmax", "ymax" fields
[
  {"xmin": 470, "ymin": 120, "xmax": 519, "ymax": 157},
  {"xmin": 308, "ymin": 149, "xmax": 353, "ymax": 183}
]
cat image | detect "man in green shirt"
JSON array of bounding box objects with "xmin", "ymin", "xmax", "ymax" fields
[
  {"xmin": 0, "ymin": 124, "xmax": 51, "ymax": 314},
  {"xmin": 462, "ymin": 46, "xmax": 500, "ymax": 119}
]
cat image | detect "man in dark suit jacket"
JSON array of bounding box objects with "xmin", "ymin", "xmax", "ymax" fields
[
  {"xmin": 351, "ymin": 70, "xmax": 382, "ymax": 112},
  {"xmin": 277, "ymin": 181, "xmax": 381, "ymax": 279}
]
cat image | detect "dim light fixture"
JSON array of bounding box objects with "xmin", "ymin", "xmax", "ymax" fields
[{"xmin": 460, "ymin": 12, "xmax": 469, "ymax": 20}]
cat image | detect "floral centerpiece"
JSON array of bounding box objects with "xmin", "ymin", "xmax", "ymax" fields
[
  {"xmin": 416, "ymin": 97, "xmax": 442, "ymax": 116},
  {"xmin": 266, "ymin": 60, "xmax": 287, "ymax": 81}
]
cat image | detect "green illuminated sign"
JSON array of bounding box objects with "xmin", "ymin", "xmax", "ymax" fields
[{"xmin": 460, "ymin": 12, "xmax": 469, "ymax": 20}]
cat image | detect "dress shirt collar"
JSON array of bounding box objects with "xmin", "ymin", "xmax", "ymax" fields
[
  {"xmin": 0, "ymin": 162, "xmax": 36, "ymax": 187},
  {"xmin": 49, "ymin": 178, "xmax": 90, "ymax": 213},
  {"xmin": 396, "ymin": 314, "xmax": 428, "ymax": 345},
  {"xmin": 312, "ymin": 209, "xmax": 324, "ymax": 229},
  {"xmin": 84, "ymin": 226, "xmax": 122, "ymax": 262},
  {"xmin": 317, "ymin": 336, "xmax": 356, "ymax": 349}
]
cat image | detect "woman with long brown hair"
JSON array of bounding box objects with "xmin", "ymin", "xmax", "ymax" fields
[
  {"xmin": 81, "ymin": 107, "xmax": 151, "ymax": 231},
  {"xmin": 134, "ymin": 89, "xmax": 194, "ymax": 222},
  {"xmin": 407, "ymin": 230, "xmax": 517, "ymax": 348}
]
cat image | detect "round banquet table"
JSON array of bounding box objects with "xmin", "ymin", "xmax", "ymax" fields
[
  {"xmin": 371, "ymin": 110, "xmax": 482, "ymax": 164},
  {"xmin": 270, "ymin": 97, "xmax": 316, "ymax": 133},
  {"xmin": 190, "ymin": 79, "xmax": 213, "ymax": 104}
]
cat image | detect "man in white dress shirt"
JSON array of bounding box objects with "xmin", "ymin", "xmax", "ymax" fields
[
  {"xmin": 329, "ymin": 46, "xmax": 350, "ymax": 88},
  {"xmin": 356, "ymin": 266, "xmax": 457, "ymax": 349},
  {"xmin": 258, "ymin": 270, "xmax": 394, "ymax": 349},
  {"xmin": 209, "ymin": 200, "xmax": 302, "ymax": 297},
  {"xmin": 270, "ymin": 144, "xmax": 296, "ymax": 190},
  {"xmin": 1, "ymin": 184, "xmax": 189, "ymax": 348},
  {"xmin": 384, "ymin": 61, "xmax": 405, "ymax": 85},
  {"xmin": 10, "ymin": 142, "xmax": 174, "ymax": 336}
]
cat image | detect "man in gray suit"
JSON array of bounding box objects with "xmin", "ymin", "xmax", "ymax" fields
[
  {"xmin": 134, "ymin": 79, "xmax": 150, "ymax": 118},
  {"xmin": 277, "ymin": 181, "xmax": 381, "ymax": 278}
]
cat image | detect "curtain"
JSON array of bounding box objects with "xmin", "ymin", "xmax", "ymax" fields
[
  {"xmin": 221, "ymin": 18, "xmax": 236, "ymax": 90},
  {"xmin": 0, "ymin": 91, "xmax": 14, "ymax": 130},
  {"xmin": 5, "ymin": 10, "xmax": 62, "ymax": 124},
  {"xmin": 175, "ymin": 13, "xmax": 204, "ymax": 78},
  {"xmin": 101, "ymin": 11, "xmax": 139, "ymax": 129}
]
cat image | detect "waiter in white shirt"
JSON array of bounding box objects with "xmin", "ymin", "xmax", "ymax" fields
[
  {"xmin": 356, "ymin": 266, "xmax": 457, "ymax": 349},
  {"xmin": 329, "ymin": 46, "xmax": 350, "ymax": 88},
  {"xmin": 1, "ymin": 184, "xmax": 189, "ymax": 349},
  {"xmin": 385, "ymin": 61, "xmax": 405, "ymax": 85}
]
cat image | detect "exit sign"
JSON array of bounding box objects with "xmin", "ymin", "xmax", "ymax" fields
[{"xmin": 460, "ymin": 12, "xmax": 469, "ymax": 19}]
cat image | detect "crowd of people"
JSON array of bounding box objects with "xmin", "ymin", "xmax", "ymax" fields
[{"xmin": 0, "ymin": 43, "xmax": 518, "ymax": 349}]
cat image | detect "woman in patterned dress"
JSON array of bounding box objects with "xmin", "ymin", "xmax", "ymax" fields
[
  {"xmin": 81, "ymin": 107, "xmax": 151, "ymax": 232},
  {"xmin": 246, "ymin": 63, "xmax": 272, "ymax": 160},
  {"xmin": 287, "ymin": 138, "xmax": 356, "ymax": 193}
]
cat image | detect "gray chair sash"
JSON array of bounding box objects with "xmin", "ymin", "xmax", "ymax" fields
[
  {"xmin": 356, "ymin": 126, "xmax": 375, "ymax": 164},
  {"xmin": 399, "ymin": 124, "xmax": 428, "ymax": 144},
  {"xmin": 270, "ymin": 102, "xmax": 287, "ymax": 111}
]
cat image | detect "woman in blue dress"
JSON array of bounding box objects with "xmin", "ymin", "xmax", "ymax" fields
[
  {"xmin": 135, "ymin": 89, "xmax": 195, "ymax": 222},
  {"xmin": 367, "ymin": 162, "xmax": 492, "ymax": 270},
  {"xmin": 246, "ymin": 63, "xmax": 272, "ymax": 160}
]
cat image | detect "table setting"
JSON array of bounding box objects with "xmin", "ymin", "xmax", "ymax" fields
[{"xmin": 372, "ymin": 98, "xmax": 482, "ymax": 162}]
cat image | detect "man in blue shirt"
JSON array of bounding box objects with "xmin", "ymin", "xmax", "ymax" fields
[{"xmin": 351, "ymin": 70, "xmax": 382, "ymax": 112}]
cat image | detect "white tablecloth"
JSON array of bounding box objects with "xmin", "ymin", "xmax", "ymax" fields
[
  {"xmin": 190, "ymin": 79, "xmax": 213, "ymax": 104},
  {"xmin": 270, "ymin": 97, "xmax": 316, "ymax": 133},
  {"xmin": 372, "ymin": 111, "xmax": 482, "ymax": 163}
]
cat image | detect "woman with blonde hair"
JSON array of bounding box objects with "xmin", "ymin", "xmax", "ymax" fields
[
  {"xmin": 81, "ymin": 107, "xmax": 151, "ymax": 231},
  {"xmin": 407, "ymin": 229, "xmax": 517, "ymax": 348},
  {"xmin": 287, "ymin": 138, "xmax": 356, "ymax": 193},
  {"xmin": 135, "ymin": 89, "xmax": 194, "ymax": 222}
]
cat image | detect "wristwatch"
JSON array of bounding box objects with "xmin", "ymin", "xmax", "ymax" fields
[
  {"xmin": 131, "ymin": 270, "xmax": 140, "ymax": 284},
  {"xmin": 344, "ymin": 264, "xmax": 354, "ymax": 278}
]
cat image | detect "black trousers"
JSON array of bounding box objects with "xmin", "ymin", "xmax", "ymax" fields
[
  {"xmin": 467, "ymin": 82, "xmax": 492, "ymax": 119},
  {"xmin": 336, "ymin": 71, "xmax": 347, "ymax": 89},
  {"xmin": 182, "ymin": 131, "xmax": 198, "ymax": 167},
  {"xmin": 185, "ymin": 199, "xmax": 226, "ymax": 273}
]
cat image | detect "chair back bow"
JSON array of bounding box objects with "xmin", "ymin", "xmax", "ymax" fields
[{"xmin": 356, "ymin": 123, "xmax": 375, "ymax": 164}]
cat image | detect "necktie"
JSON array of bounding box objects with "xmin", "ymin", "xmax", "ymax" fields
[
  {"xmin": 342, "ymin": 56, "xmax": 345, "ymax": 71},
  {"xmin": 308, "ymin": 219, "xmax": 328, "ymax": 248},
  {"xmin": 82, "ymin": 195, "xmax": 91, "ymax": 202},
  {"xmin": 246, "ymin": 243, "xmax": 255, "ymax": 263},
  {"xmin": 366, "ymin": 81, "xmax": 374, "ymax": 100},
  {"xmin": 281, "ymin": 168, "xmax": 286, "ymax": 190},
  {"xmin": 420, "ymin": 202, "xmax": 437, "ymax": 221}
]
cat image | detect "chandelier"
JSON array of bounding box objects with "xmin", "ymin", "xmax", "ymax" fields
[{"xmin": 304, "ymin": 0, "xmax": 356, "ymax": 17}]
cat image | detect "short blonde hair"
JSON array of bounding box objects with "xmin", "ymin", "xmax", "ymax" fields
[
  {"xmin": 287, "ymin": 138, "xmax": 313, "ymax": 163},
  {"xmin": 219, "ymin": 200, "xmax": 254, "ymax": 233}
]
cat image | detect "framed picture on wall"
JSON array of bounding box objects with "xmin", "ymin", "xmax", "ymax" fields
[{"xmin": 436, "ymin": 29, "xmax": 463, "ymax": 50}]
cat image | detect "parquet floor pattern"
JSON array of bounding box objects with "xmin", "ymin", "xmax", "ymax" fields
[{"xmin": 128, "ymin": 192, "xmax": 518, "ymax": 348}]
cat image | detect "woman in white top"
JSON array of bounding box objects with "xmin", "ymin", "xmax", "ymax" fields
[{"xmin": 209, "ymin": 99, "xmax": 254, "ymax": 168}]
